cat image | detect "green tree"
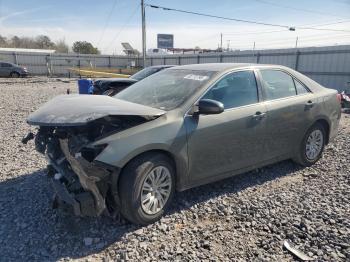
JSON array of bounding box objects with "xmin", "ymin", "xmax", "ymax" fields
[{"xmin": 72, "ymin": 41, "xmax": 100, "ymax": 54}]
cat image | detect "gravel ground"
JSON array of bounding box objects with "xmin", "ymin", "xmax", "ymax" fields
[{"xmin": 0, "ymin": 77, "xmax": 349, "ymax": 261}]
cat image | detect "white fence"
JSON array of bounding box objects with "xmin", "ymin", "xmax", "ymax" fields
[{"xmin": 0, "ymin": 45, "xmax": 349, "ymax": 91}]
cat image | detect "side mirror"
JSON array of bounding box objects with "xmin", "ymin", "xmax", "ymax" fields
[{"xmin": 197, "ymin": 99, "xmax": 224, "ymax": 115}]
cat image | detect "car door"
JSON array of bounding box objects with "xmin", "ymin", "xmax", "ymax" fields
[
  {"xmin": 184, "ymin": 70, "xmax": 268, "ymax": 182},
  {"xmin": 0, "ymin": 63, "xmax": 7, "ymax": 76},
  {"xmin": 258, "ymin": 69, "xmax": 315, "ymax": 159},
  {"xmin": 0, "ymin": 63, "xmax": 13, "ymax": 76}
]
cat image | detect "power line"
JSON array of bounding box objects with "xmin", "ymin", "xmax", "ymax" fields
[
  {"xmin": 296, "ymin": 26, "xmax": 350, "ymax": 33},
  {"xmin": 147, "ymin": 4, "xmax": 350, "ymax": 33},
  {"xmin": 223, "ymin": 19, "xmax": 350, "ymax": 36},
  {"xmin": 104, "ymin": 4, "xmax": 140, "ymax": 52},
  {"xmin": 147, "ymin": 4, "xmax": 291, "ymax": 29},
  {"xmin": 97, "ymin": 0, "xmax": 118, "ymax": 47}
]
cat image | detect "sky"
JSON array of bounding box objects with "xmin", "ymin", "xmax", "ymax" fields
[{"xmin": 0, "ymin": 0, "xmax": 349, "ymax": 54}]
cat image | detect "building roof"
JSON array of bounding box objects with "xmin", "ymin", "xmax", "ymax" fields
[{"xmin": 0, "ymin": 48, "xmax": 56, "ymax": 54}]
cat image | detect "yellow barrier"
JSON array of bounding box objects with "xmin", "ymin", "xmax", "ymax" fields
[{"xmin": 69, "ymin": 68, "xmax": 130, "ymax": 78}]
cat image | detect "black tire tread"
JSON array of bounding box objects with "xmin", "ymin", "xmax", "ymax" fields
[
  {"xmin": 118, "ymin": 152, "xmax": 175, "ymax": 225},
  {"xmin": 293, "ymin": 122, "xmax": 326, "ymax": 167}
]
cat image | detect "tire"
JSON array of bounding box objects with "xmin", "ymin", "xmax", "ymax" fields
[
  {"xmin": 10, "ymin": 72, "xmax": 20, "ymax": 78},
  {"xmin": 293, "ymin": 122, "xmax": 326, "ymax": 166},
  {"xmin": 118, "ymin": 153, "xmax": 175, "ymax": 225}
]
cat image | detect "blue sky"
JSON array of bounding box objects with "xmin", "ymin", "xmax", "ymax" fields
[{"xmin": 0, "ymin": 0, "xmax": 349, "ymax": 54}]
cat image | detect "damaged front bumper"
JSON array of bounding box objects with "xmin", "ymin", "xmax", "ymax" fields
[
  {"xmin": 46, "ymin": 138, "xmax": 120, "ymax": 216},
  {"xmin": 47, "ymin": 140, "xmax": 120, "ymax": 217},
  {"xmin": 28, "ymin": 126, "xmax": 121, "ymax": 217}
]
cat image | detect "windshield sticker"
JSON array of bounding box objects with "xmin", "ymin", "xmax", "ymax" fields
[{"xmin": 184, "ymin": 74, "xmax": 209, "ymax": 81}]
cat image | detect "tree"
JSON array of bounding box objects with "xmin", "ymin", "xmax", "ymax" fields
[
  {"xmin": 11, "ymin": 36, "xmax": 21, "ymax": 48},
  {"xmin": 55, "ymin": 39, "xmax": 69, "ymax": 53},
  {"xmin": 0, "ymin": 35, "xmax": 8, "ymax": 47},
  {"xmin": 35, "ymin": 35, "xmax": 55, "ymax": 49},
  {"xmin": 72, "ymin": 41, "xmax": 100, "ymax": 54}
]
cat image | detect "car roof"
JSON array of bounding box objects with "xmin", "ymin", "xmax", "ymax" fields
[
  {"xmin": 0, "ymin": 61, "xmax": 15, "ymax": 65},
  {"xmin": 169, "ymin": 63, "xmax": 289, "ymax": 72}
]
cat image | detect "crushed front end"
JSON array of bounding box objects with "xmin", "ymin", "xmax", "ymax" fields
[
  {"xmin": 23, "ymin": 94, "xmax": 165, "ymax": 217},
  {"xmin": 26, "ymin": 115, "xmax": 149, "ymax": 217}
]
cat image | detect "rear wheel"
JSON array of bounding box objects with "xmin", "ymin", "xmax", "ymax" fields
[
  {"xmin": 118, "ymin": 153, "xmax": 175, "ymax": 225},
  {"xmin": 293, "ymin": 123, "xmax": 326, "ymax": 166},
  {"xmin": 10, "ymin": 72, "xmax": 20, "ymax": 78}
]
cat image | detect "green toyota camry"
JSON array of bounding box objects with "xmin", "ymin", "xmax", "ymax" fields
[{"xmin": 25, "ymin": 63, "xmax": 341, "ymax": 225}]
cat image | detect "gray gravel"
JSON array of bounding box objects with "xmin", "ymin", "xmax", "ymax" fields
[{"xmin": 0, "ymin": 77, "xmax": 349, "ymax": 261}]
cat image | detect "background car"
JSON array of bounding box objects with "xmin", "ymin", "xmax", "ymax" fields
[
  {"xmin": 93, "ymin": 65, "xmax": 174, "ymax": 96},
  {"xmin": 0, "ymin": 61, "xmax": 28, "ymax": 77},
  {"xmin": 26, "ymin": 63, "xmax": 341, "ymax": 225}
]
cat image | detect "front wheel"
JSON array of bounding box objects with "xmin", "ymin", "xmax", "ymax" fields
[
  {"xmin": 10, "ymin": 72, "xmax": 20, "ymax": 78},
  {"xmin": 293, "ymin": 123, "xmax": 326, "ymax": 166},
  {"xmin": 118, "ymin": 153, "xmax": 175, "ymax": 225}
]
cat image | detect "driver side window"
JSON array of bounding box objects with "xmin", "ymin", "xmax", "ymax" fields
[{"xmin": 202, "ymin": 70, "xmax": 259, "ymax": 109}]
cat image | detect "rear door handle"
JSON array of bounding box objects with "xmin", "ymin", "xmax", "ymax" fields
[{"xmin": 253, "ymin": 111, "xmax": 266, "ymax": 120}]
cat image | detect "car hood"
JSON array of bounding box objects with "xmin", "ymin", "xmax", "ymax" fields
[{"xmin": 27, "ymin": 94, "xmax": 165, "ymax": 126}]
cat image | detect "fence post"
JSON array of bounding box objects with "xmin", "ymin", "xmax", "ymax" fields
[
  {"xmin": 219, "ymin": 54, "xmax": 223, "ymax": 63},
  {"xmin": 197, "ymin": 55, "xmax": 200, "ymax": 64},
  {"xmin": 150, "ymin": 57, "xmax": 153, "ymax": 66},
  {"xmin": 13, "ymin": 52, "xmax": 18, "ymax": 64},
  {"xmin": 295, "ymin": 50, "xmax": 300, "ymax": 71},
  {"xmin": 108, "ymin": 56, "xmax": 111, "ymax": 68},
  {"xmin": 178, "ymin": 56, "xmax": 181, "ymax": 65},
  {"xmin": 163, "ymin": 57, "xmax": 166, "ymax": 65},
  {"xmin": 256, "ymin": 52, "xmax": 260, "ymax": 64}
]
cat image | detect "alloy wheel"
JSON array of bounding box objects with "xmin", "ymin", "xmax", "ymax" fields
[
  {"xmin": 141, "ymin": 166, "xmax": 172, "ymax": 215},
  {"xmin": 305, "ymin": 129, "xmax": 323, "ymax": 160}
]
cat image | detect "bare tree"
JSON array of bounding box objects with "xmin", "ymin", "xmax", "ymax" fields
[{"xmin": 55, "ymin": 39, "xmax": 69, "ymax": 53}]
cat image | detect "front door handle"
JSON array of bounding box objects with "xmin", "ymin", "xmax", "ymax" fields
[{"xmin": 253, "ymin": 111, "xmax": 266, "ymax": 120}]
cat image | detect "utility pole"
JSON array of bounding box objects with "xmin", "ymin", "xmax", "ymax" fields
[
  {"xmin": 295, "ymin": 36, "xmax": 299, "ymax": 49},
  {"xmin": 141, "ymin": 0, "xmax": 146, "ymax": 68},
  {"xmin": 220, "ymin": 33, "xmax": 223, "ymax": 51}
]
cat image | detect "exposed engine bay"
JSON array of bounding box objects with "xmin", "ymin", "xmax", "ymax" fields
[{"xmin": 25, "ymin": 115, "xmax": 152, "ymax": 217}]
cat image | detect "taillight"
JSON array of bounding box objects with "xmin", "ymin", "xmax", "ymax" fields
[{"xmin": 336, "ymin": 93, "xmax": 342, "ymax": 103}]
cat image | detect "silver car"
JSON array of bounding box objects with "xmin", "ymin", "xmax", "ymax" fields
[
  {"xmin": 0, "ymin": 61, "xmax": 28, "ymax": 77},
  {"xmin": 25, "ymin": 63, "xmax": 341, "ymax": 225}
]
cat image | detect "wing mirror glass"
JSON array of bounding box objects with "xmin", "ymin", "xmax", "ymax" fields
[{"xmin": 197, "ymin": 99, "xmax": 224, "ymax": 115}]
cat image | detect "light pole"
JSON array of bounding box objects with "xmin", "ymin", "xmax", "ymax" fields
[{"xmin": 141, "ymin": 0, "xmax": 146, "ymax": 68}]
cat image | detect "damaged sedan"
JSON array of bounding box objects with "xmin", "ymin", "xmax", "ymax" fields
[{"xmin": 25, "ymin": 63, "xmax": 341, "ymax": 225}]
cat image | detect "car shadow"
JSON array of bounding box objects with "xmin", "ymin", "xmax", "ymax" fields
[{"xmin": 0, "ymin": 160, "xmax": 303, "ymax": 261}]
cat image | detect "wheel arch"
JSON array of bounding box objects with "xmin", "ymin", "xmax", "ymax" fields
[
  {"xmin": 116, "ymin": 148, "xmax": 187, "ymax": 192},
  {"xmin": 10, "ymin": 71, "xmax": 20, "ymax": 76},
  {"xmin": 314, "ymin": 118, "xmax": 330, "ymax": 145}
]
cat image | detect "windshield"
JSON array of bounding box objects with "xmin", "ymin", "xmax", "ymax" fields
[
  {"xmin": 130, "ymin": 67, "xmax": 161, "ymax": 81},
  {"xmin": 115, "ymin": 69, "xmax": 215, "ymax": 110}
]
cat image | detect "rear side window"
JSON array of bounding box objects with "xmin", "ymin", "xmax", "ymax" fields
[
  {"xmin": 260, "ymin": 70, "xmax": 296, "ymax": 100},
  {"xmin": 202, "ymin": 70, "xmax": 258, "ymax": 109},
  {"xmin": 0, "ymin": 63, "xmax": 12, "ymax": 67},
  {"xmin": 294, "ymin": 79, "xmax": 309, "ymax": 94}
]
